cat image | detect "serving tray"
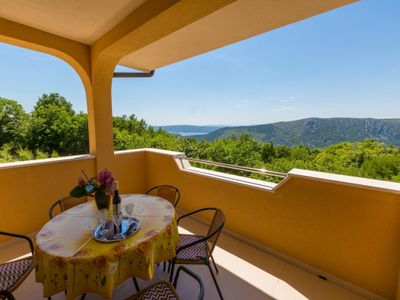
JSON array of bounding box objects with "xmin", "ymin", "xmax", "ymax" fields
[{"xmin": 92, "ymin": 217, "xmax": 140, "ymax": 243}]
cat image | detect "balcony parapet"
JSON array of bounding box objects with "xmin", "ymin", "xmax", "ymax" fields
[{"xmin": 116, "ymin": 148, "xmax": 400, "ymax": 195}]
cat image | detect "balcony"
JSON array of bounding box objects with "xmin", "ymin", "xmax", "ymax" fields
[
  {"xmin": 1, "ymin": 1, "xmax": 396, "ymax": 299},
  {"xmin": 1, "ymin": 148, "xmax": 399, "ymax": 299}
]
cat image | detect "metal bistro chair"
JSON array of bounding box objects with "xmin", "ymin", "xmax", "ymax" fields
[
  {"xmin": 0, "ymin": 231, "xmax": 35, "ymax": 300},
  {"xmin": 145, "ymin": 185, "xmax": 180, "ymax": 208},
  {"xmin": 0, "ymin": 290, "xmax": 15, "ymax": 300},
  {"xmin": 169, "ymin": 207, "xmax": 225, "ymax": 300},
  {"xmin": 49, "ymin": 196, "xmax": 89, "ymax": 219},
  {"xmin": 126, "ymin": 266, "xmax": 204, "ymax": 300},
  {"xmin": 145, "ymin": 185, "xmax": 181, "ymax": 272}
]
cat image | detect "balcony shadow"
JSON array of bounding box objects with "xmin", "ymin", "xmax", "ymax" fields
[{"xmin": 177, "ymin": 216, "xmax": 365, "ymax": 300}]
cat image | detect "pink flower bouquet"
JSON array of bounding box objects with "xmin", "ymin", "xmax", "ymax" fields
[{"xmin": 70, "ymin": 169, "xmax": 115, "ymax": 209}]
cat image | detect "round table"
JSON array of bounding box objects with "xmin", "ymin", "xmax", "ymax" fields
[{"xmin": 35, "ymin": 194, "xmax": 179, "ymax": 299}]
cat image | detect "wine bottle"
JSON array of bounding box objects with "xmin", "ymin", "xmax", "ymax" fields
[
  {"xmin": 113, "ymin": 181, "xmax": 121, "ymax": 215},
  {"xmin": 112, "ymin": 181, "xmax": 123, "ymax": 236}
]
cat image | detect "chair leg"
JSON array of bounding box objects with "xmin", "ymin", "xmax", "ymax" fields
[
  {"xmin": 169, "ymin": 260, "xmax": 176, "ymax": 282},
  {"xmin": 163, "ymin": 261, "xmax": 166, "ymax": 272},
  {"xmin": 211, "ymin": 254, "xmax": 219, "ymax": 274},
  {"xmin": 207, "ymin": 261, "xmax": 224, "ymax": 300},
  {"xmin": 167, "ymin": 260, "xmax": 172, "ymax": 273},
  {"xmin": 132, "ymin": 277, "xmax": 140, "ymax": 292},
  {"xmin": 0, "ymin": 290, "xmax": 15, "ymax": 300},
  {"xmin": 80, "ymin": 293, "xmax": 86, "ymax": 300}
]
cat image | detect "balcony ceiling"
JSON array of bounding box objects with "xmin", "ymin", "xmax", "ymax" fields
[
  {"xmin": 119, "ymin": 0, "xmax": 357, "ymax": 71},
  {"xmin": 0, "ymin": 0, "xmax": 148, "ymax": 44},
  {"xmin": 0, "ymin": 0, "xmax": 357, "ymax": 71}
]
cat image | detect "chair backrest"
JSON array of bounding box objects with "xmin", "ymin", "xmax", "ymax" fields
[
  {"xmin": 145, "ymin": 185, "xmax": 180, "ymax": 207},
  {"xmin": 206, "ymin": 208, "xmax": 225, "ymax": 254},
  {"xmin": 177, "ymin": 207, "xmax": 226, "ymax": 255},
  {"xmin": 49, "ymin": 196, "xmax": 88, "ymax": 219}
]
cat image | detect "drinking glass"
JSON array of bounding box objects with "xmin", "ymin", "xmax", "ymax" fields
[
  {"xmin": 112, "ymin": 213, "xmax": 123, "ymax": 239},
  {"xmin": 97, "ymin": 208, "xmax": 108, "ymax": 239},
  {"xmin": 124, "ymin": 202, "xmax": 134, "ymax": 224}
]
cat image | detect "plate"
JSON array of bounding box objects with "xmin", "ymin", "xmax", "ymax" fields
[{"xmin": 92, "ymin": 217, "xmax": 140, "ymax": 243}]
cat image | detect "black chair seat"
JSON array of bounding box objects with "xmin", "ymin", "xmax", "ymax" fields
[
  {"xmin": 0, "ymin": 257, "xmax": 33, "ymax": 292},
  {"xmin": 127, "ymin": 281, "xmax": 178, "ymax": 300},
  {"xmin": 175, "ymin": 235, "xmax": 208, "ymax": 262},
  {"xmin": 126, "ymin": 266, "xmax": 203, "ymax": 300},
  {"xmin": 0, "ymin": 231, "xmax": 43, "ymax": 300}
]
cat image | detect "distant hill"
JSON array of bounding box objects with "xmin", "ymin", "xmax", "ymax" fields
[
  {"xmin": 193, "ymin": 118, "xmax": 400, "ymax": 147},
  {"xmin": 154, "ymin": 125, "xmax": 224, "ymax": 136}
]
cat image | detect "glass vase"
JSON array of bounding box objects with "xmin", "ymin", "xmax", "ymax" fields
[{"xmin": 94, "ymin": 190, "xmax": 111, "ymax": 210}]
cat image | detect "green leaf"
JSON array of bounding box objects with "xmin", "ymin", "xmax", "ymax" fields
[{"xmin": 70, "ymin": 186, "xmax": 87, "ymax": 198}]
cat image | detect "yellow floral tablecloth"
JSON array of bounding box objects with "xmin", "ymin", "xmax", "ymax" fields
[{"xmin": 35, "ymin": 194, "xmax": 179, "ymax": 299}]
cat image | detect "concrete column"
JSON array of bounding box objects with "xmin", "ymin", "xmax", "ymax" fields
[{"xmin": 88, "ymin": 57, "xmax": 117, "ymax": 171}]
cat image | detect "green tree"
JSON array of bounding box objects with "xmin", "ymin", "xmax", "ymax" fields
[
  {"xmin": 274, "ymin": 145, "xmax": 291, "ymax": 158},
  {"xmin": 261, "ymin": 142, "xmax": 275, "ymax": 163},
  {"xmin": 360, "ymin": 155, "xmax": 400, "ymax": 181},
  {"xmin": 2, "ymin": 94, "xmax": 400, "ymax": 184},
  {"xmin": 0, "ymin": 98, "xmax": 28, "ymax": 147},
  {"xmin": 290, "ymin": 146, "xmax": 311, "ymax": 161},
  {"xmin": 113, "ymin": 114, "xmax": 148, "ymax": 135},
  {"xmin": 27, "ymin": 93, "xmax": 88, "ymax": 154},
  {"xmin": 0, "ymin": 144, "xmax": 13, "ymax": 162}
]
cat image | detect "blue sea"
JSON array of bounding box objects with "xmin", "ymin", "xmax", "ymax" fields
[{"xmin": 172, "ymin": 132, "xmax": 209, "ymax": 136}]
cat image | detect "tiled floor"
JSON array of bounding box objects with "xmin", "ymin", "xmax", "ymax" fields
[{"xmin": 1, "ymin": 217, "xmax": 366, "ymax": 300}]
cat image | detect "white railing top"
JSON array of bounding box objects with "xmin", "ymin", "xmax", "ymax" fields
[
  {"xmin": 289, "ymin": 168, "xmax": 400, "ymax": 194},
  {"xmin": 0, "ymin": 154, "xmax": 95, "ymax": 170},
  {"xmin": 177, "ymin": 154, "xmax": 287, "ymax": 178}
]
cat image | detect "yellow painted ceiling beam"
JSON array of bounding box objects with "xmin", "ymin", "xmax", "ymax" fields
[{"xmin": 92, "ymin": 0, "xmax": 236, "ymax": 70}]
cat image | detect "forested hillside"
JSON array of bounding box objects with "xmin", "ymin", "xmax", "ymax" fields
[
  {"xmin": 1, "ymin": 94, "xmax": 400, "ymax": 182},
  {"xmin": 194, "ymin": 118, "xmax": 400, "ymax": 147}
]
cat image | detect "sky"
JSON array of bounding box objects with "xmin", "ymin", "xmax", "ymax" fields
[{"xmin": 0, "ymin": 0, "xmax": 399, "ymax": 126}]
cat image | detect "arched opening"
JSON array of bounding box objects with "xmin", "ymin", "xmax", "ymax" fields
[{"xmin": 0, "ymin": 42, "xmax": 89, "ymax": 162}]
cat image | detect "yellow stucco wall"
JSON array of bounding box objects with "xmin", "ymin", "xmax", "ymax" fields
[
  {"xmin": 143, "ymin": 150, "xmax": 400, "ymax": 299},
  {"xmin": 114, "ymin": 150, "xmax": 147, "ymax": 194},
  {"xmin": 0, "ymin": 156, "xmax": 96, "ymax": 239}
]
